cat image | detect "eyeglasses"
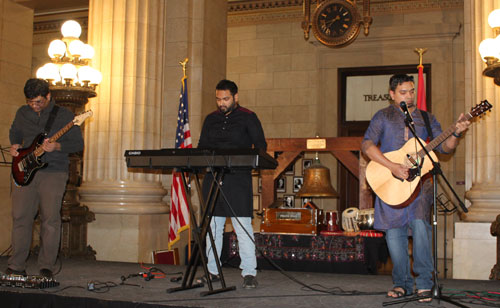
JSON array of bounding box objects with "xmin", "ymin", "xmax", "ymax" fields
[{"xmin": 26, "ymin": 98, "xmax": 46, "ymax": 105}]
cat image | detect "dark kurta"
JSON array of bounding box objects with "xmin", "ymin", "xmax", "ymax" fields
[{"xmin": 198, "ymin": 105, "xmax": 267, "ymax": 217}]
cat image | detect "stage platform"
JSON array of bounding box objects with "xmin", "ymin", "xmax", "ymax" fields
[{"xmin": 0, "ymin": 256, "xmax": 498, "ymax": 308}]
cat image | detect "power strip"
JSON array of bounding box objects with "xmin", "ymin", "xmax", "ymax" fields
[{"xmin": 0, "ymin": 274, "xmax": 60, "ymax": 289}]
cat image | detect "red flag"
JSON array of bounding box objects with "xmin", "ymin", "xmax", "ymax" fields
[
  {"xmin": 417, "ymin": 65, "xmax": 427, "ymax": 111},
  {"xmin": 168, "ymin": 77, "xmax": 191, "ymax": 249}
]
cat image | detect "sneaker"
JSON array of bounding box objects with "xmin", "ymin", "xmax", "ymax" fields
[
  {"xmin": 196, "ymin": 273, "xmax": 220, "ymax": 284},
  {"xmin": 242, "ymin": 275, "xmax": 257, "ymax": 289},
  {"xmin": 5, "ymin": 267, "xmax": 27, "ymax": 276},
  {"xmin": 39, "ymin": 268, "xmax": 53, "ymax": 279}
]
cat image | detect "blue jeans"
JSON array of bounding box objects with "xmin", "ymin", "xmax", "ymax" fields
[
  {"xmin": 385, "ymin": 219, "xmax": 433, "ymax": 294},
  {"xmin": 206, "ymin": 216, "xmax": 257, "ymax": 277}
]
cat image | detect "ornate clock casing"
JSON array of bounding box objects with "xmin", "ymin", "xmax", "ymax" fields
[{"xmin": 311, "ymin": 0, "xmax": 362, "ymax": 48}]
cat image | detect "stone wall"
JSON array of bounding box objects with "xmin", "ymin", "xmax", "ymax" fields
[{"xmin": 0, "ymin": 0, "xmax": 33, "ymax": 254}]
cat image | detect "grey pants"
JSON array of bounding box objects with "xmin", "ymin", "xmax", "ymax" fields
[{"xmin": 8, "ymin": 171, "xmax": 68, "ymax": 272}]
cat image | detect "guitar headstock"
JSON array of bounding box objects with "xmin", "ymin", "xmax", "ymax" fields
[
  {"xmin": 73, "ymin": 110, "xmax": 93, "ymax": 126},
  {"xmin": 470, "ymin": 100, "xmax": 493, "ymax": 118}
]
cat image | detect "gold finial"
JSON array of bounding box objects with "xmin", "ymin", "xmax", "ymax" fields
[
  {"xmin": 179, "ymin": 58, "xmax": 188, "ymax": 78},
  {"xmin": 414, "ymin": 48, "xmax": 427, "ymax": 68}
]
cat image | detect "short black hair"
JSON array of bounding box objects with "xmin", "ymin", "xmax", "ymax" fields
[
  {"xmin": 24, "ymin": 78, "xmax": 50, "ymax": 99},
  {"xmin": 389, "ymin": 74, "xmax": 414, "ymax": 92},
  {"xmin": 216, "ymin": 79, "xmax": 238, "ymax": 96}
]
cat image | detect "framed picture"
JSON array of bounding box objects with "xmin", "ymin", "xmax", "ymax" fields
[
  {"xmin": 253, "ymin": 195, "xmax": 260, "ymax": 211},
  {"xmin": 293, "ymin": 176, "xmax": 303, "ymax": 193},
  {"xmin": 258, "ymin": 177, "xmax": 262, "ymax": 193},
  {"xmin": 276, "ymin": 175, "xmax": 286, "ymax": 193},
  {"xmin": 283, "ymin": 194, "xmax": 295, "ymax": 208},
  {"xmin": 284, "ymin": 163, "xmax": 294, "ymax": 175},
  {"xmin": 301, "ymin": 197, "xmax": 313, "ymax": 207},
  {"xmin": 302, "ymin": 159, "xmax": 312, "ymax": 175}
]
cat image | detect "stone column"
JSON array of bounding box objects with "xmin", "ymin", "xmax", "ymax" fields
[
  {"xmin": 453, "ymin": 0, "xmax": 498, "ymax": 279},
  {"xmin": 463, "ymin": 0, "xmax": 500, "ymax": 222},
  {"xmin": 79, "ymin": 0, "xmax": 169, "ymax": 262}
]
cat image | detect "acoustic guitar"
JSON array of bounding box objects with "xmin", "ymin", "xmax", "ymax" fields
[
  {"xmin": 365, "ymin": 100, "xmax": 492, "ymax": 206},
  {"xmin": 12, "ymin": 110, "xmax": 93, "ymax": 186}
]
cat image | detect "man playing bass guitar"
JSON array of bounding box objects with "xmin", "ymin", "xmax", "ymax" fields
[{"xmin": 362, "ymin": 74, "xmax": 470, "ymax": 302}]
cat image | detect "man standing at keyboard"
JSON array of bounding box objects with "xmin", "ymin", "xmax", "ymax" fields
[{"xmin": 198, "ymin": 79, "xmax": 266, "ymax": 289}]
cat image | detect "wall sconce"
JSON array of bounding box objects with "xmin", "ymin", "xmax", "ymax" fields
[
  {"xmin": 36, "ymin": 20, "xmax": 102, "ymax": 107},
  {"xmin": 479, "ymin": 9, "xmax": 500, "ymax": 86}
]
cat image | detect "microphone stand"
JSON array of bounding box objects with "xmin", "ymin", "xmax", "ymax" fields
[{"xmin": 383, "ymin": 114, "xmax": 468, "ymax": 307}]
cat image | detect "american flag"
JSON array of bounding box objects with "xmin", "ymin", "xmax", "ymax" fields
[{"xmin": 168, "ymin": 77, "xmax": 191, "ymax": 249}]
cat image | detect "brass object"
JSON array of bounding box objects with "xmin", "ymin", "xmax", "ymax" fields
[
  {"xmin": 303, "ymin": 0, "xmax": 371, "ymax": 48},
  {"xmin": 357, "ymin": 208, "xmax": 375, "ymax": 230},
  {"xmin": 296, "ymin": 157, "xmax": 339, "ymax": 198},
  {"xmin": 179, "ymin": 58, "xmax": 188, "ymax": 78}
]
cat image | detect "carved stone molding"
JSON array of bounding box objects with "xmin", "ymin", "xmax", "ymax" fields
[
  {"xmin": 34, "ymin": 16, "xmax": 88, "ymax": 34},
  {"xmin": 228, "ymin": 0, "xmax": 464, "ymax": 26}
]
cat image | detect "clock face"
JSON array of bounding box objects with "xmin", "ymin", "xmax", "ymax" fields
[{"xmin": 312, "ymin": 0, "xmax": 361, "ymax": 48}]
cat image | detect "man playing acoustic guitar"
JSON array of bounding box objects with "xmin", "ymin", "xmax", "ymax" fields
[
  {"xmin": 7, "ymin": 79, "xmax": 84, "ymax": 279},
  {"xmin": 362, "ymin": 74, "xmax": 470, "ymax": 302}
]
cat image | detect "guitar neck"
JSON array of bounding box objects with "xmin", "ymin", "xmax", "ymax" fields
[
  {"xmin": 417, "ymin": 112, "xmax": 473, "ymax": 158},
  {"xmin": 33, "ymin": 121, "xmax": 75, "ymax": 157}
]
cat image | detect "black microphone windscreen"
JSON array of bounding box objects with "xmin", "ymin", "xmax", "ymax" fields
[{"xmin": 400, "ymin": 101, "xmax": 406, "ymax": 108}]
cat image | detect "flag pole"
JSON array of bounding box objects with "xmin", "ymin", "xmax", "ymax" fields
[
  {"xmin": 180, "ymin": 58, "xmax": 188, "ymax": 78},
  {"xmin": 414, "ymin": 47, "xmax": 427, "ymax": 69},
  {"xmin": 414, "ymin": 48, "xmax": 428, "ymax": 111},
  {"xmin": 179, "ymin": 57, "xmax": 191, "ymax": 260}
]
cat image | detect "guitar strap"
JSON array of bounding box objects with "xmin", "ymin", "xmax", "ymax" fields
[
  {"xmin": 44, "ymin": 105, "xmax": 59, "ymax": 135},
  {"xmin": 420, "ymin": 110, "xmax": 433, "ymax": 141}
]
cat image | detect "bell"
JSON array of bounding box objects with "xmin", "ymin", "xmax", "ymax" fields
[{"xmin": 296, "ymin": 157, "xmax": 339, "ymax": 198}]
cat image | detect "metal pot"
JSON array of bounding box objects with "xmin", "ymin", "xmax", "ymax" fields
[{"xmin": 357, "ymin": 208, "xmax": 375, "ymax": 230}]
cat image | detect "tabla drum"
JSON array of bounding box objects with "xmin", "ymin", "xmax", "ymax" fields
[
  {"xmin": 324, "ymin": 210, "xmax": 340, "ymax": 232},
  {"xmin": 357, "ymin": 208, "xmax": 375, "ymax": 230},
  {"xmin": 341, "ymin": 207, "xmax": 359, "ymax": 232}
]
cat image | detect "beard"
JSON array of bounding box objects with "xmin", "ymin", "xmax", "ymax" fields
[{"xmin": 219, "ymin": 101, "xmax": 237, "ymax": 114}]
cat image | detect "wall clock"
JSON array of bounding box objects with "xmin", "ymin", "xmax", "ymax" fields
[{"xmin": 310, "ymin": 0, "xmax": 362, "ymax": 48}]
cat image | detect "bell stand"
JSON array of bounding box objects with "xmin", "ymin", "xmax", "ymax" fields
[
  {"xmin": 383, "ymin": 116, "xmax": 469, "ymax": 307},
  {"xmin": 166, "ymin": 167, "xmax": 236, "ymax": 296}
]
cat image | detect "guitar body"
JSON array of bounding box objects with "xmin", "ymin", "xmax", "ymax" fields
[
  {"xmin": 12, "ymin": 133, "xmax": 47, "ymax": 186},
  {"xmin": 365, "ymin": 137, "xmax": 438, "ymax": 206}
]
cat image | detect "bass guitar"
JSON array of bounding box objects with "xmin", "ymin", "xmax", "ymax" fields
[
  {"xmin": 365, "ymin": 100, "xmax": 492, "ymax": 206},
  {"xmin": 12, "ymin": 110, "xmax": 93, "ymax": 186}
]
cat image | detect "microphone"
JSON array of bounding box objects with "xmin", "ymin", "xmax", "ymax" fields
[{"xmin": 400, "ymin": 101, "xmax": 414, "ymax": 127}]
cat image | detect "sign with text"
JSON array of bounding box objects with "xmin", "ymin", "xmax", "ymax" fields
[{"xmin": 345, "ymin": 73, "xmax": 425, "ymax": 121}]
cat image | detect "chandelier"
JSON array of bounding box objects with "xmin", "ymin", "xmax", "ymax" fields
[
  {"xmin": 479, "ymin": 9, "xmax": 500, "ymax": 86},
  {"xmin": 36, "ymin": 20, "xmax": 102, "ymax": 106}
]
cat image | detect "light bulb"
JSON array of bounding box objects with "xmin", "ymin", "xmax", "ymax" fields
[
  {"xmin": 60, "ymin": 63, "xmax": 77, "ymax": 80},
  {"xmin": 80, "ymin": 44, "xmax": 95, "ymax": 60},
  {"xmin": 43, "ymin": 63, "xmax": 61, "ymax": 81},
  {"xmin": 488, "ymin": 9, "xmax": 500, "ymax": 29},
  {"xmin": 479, "ymin": 38, "xmax": 498, "ymax": 62},
  {"xmin": 36, "ymin": 66, "xmax": 47, "ymax": 79},
  {"xmin": 48, "ymin": 39, "xmax": 66, "ymax": 58},
  {"xmin": 61, "ymin": 20, "xmax": 82, "ymax": 38},
  {"xmin": 78, "ymin": 66, "xmax": 93, "ymax": 82},
  {"xmin": 68, "ymin": 40, "xmax": 85, "ymax": 57},
  {"xmin": 90, "ymin": 69, "xmax": 102, "ymax": 85}
]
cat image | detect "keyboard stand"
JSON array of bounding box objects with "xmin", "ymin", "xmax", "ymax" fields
[{"xmin": 166, "ymin": 168, "xmax": 236, "ymax": 296}]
